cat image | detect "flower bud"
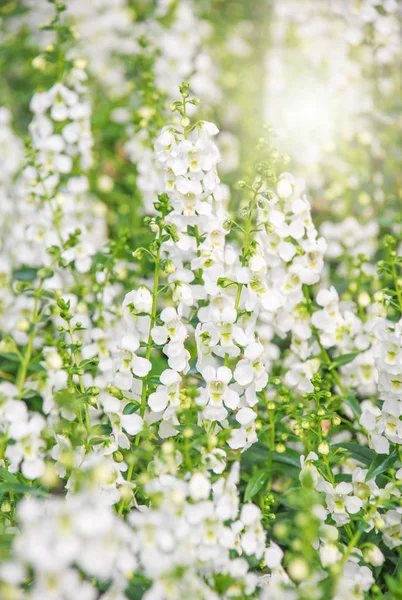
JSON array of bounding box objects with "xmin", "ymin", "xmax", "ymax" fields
[
  {"xmin": 318, "ymin": 441, "xmax": 329, "ymax": 456},
  {"xmin": 132, "ymin": 248, "xmax": 143, "ymax": 260},
  {"xmin": 161, "ymin": 259, "xmax": 176, "ymax": 274},
  {"xmin": 364, "ymin": 544, "xmax": 385, "ymax": 566},
  {"xmin": 45, "ymin": 351, "xmax": 63, "ymax": 371},
  {"xmin": 32, "ymin": 55, "xmax": 47, "ymax": 71},
  {"xmin": 288, "ymin": 558, "xmax": 309, "ymax": 582},
  {"xmin": 113, "ymin": 451, "xmax": 124, "ymax": 463},
  {"xmin": 17, "ymin": 319, "xmax": 30, "ymax": 332}
]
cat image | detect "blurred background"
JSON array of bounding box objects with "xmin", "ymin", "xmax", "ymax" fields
[{"xmin": 1, "ymin": 0, "xmax": 401, "ymax": 246}]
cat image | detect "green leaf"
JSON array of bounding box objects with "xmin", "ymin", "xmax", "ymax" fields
[
  {"xmin": 329, "ymin": 352, "xmax": 360, "ymax": 370},
  {"xmin": 0, "ymin": 483, "xmax": 48, "ymax": 497},
  {"xmin": 12, "ymin": 267, "xmax": 38, "ymax": 282},
  {"xmin": 0, "ymin": 352, "xmax": 20, "ymax": 364},
  {"xmin": 54, "ymin": 388, "xmax": 79, "ymax": 411},
  {"xmin": 243, "ymin": 442, "xmax": 301, "ymax": 469},
  {"xmin": 125, "ymin": 576, "xmax": 151, "ymax": 600},
  {"xmin": 334, "ymin": 473, "xmax": 352, "ymax": 483},
  {"xmin": 123, "ymin": 403, "xmax": 140, "ymax": 414},
  {"xmin": 144, "ymin": 376, "xmax": 161, "ymax": 385},
  {"xmin": 88, "ymin": 436, "xmax": 111, "ymax": 446},
  {"xmin": 0, "ymin": 352, "xmax": 21, "ymax": 378},
  {"xmin": 244, "ymin": 470, "xmax": 269, "ymax": 502},
  {"xmin": 343, "ymin": 393, "xmax": 362, "ymax": 418},
  {"xmin": 272, "ymin": 450, "xmax": 301, "ymax": 469},
  {"xmin": 332, "ymin": 442, "xmax": 376, "ymax": 465},
  {"xmin": 0, "ymin": 469, "xmax": 48, "ymax": 497},
  {"xmin": 174, "ymin": 424, "xmax": 205, "ymax": 437},
  {"xmin": 366, "ymin": 450, "xmax": 399, "ymax": 481},
  {"xmin": 0, "ymin": 468, "xmax": 20, "ymax": 484}
]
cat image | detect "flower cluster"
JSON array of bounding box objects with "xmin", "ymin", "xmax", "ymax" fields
[{"xmin": 1, "ymin": 1, "xmax": 402, "ymax": 599}]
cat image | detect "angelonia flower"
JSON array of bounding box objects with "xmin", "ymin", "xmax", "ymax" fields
[
  {"xmin": 1, "ymin": 1, "xmax": 402, "ymax": 599},
  {"xmin": 360, "ymin": 318, "xmax": 402, "ymax": 453},
  {"xmin": 123, "ymin": 0, "xmax": 233, "ymax": 216}
]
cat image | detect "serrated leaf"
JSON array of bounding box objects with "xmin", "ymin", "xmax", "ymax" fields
[
  {"xmin": 244, "ymin": 470, "xmax": 269, "ymax": 502},
  {"xmin": 366, "ymin": 450, "xmax": 399, "ymax": 481}
]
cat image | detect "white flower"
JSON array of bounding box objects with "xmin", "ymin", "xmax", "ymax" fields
[
  {"xmin": 202, "ymin": 448, "xmax": 226, "ymax": 474},
  {"xmin": 151, "ymin": 306, "xmax": 189, "ymax": 372},
  {"xmin": 6, "ymin": 414, "xmax": 46, "ymax": 480},
  {"xmin": 285, "ymin": 358, "xmax": 320, "ymax": 394},
  {"xmin": 102, "ymin": 395, "xmax": 143, "ymax": 448},
  {"xmin": 364, "ymin": 544, "xmax": 385, "ymax": 566},
  {"xmin": 172, "ymin": 282, "xmax": 193, "ymax": 306},
  {"xmin": 199, "ymin": 366, "xmax": 239, "ymax": 421},
  {"xmin": 228, "ymin": 408, "xmax": 257, "ymax": 451},
  {"xmin": 360, "ymin": 403, "xmax": 390, "ymax": 454},
  {"xmin": 131, "ymin": 285, "xmax": 153, "ymax": 314},
  {"xmin": 189, "ymin": 473, "xmax": 211, "ymax": 501},
  {"xmin": 148, "ymin": 369, "xmax": 182, "ymax": 414},
  {"xmin": 382, "ymin": 509, "xmax": 402, "ymax": 548},
  {"xmin": 132, "ymin": 355, "xmax": 152, "ymax": 377},
  {"xmin": 234, "ymin": 342, "xmax": 268, "ymax": 405},
  {"xmin": 320, "ymin": 543, "xmax": 342, "ymax": 567},
  {"xmin": 299, "ymin": 452, "xmax": 321, "ymax": 487},
  {"xmin": 321, "ymin": 482, "xmax": 363, "ymax": 526},
  {"xmin": 276, "ymin": 175, "xmax": 293, "ymax": 199},
  {"xmin": 264, "ymin": 542, "xmax": 284, "ymax": 569},
  {"xmin": 334, "ymin": 561, "xmax": 374, "ymax": 600}
]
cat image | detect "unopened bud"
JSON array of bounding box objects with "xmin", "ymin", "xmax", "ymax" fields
[
  {"xmin": 132, "ymin": 248, "xmax": 143, "ymax": 260},
  {"xmin": 113, "ymin": 451, "xmax": 124, "ymax": 463},
  {"xmin": 161, "ymin": 260, "xmax": 176, "ymax": 274},
  {"xmin": 288, "ymin": 558, "xmax": 309, "ymax": 582},
  {"xmin": 318, "ymin": 441, "xmax": 329, "ymax": 456}
]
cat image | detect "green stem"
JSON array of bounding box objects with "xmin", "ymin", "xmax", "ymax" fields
[
  {"xmin": 342, "ymin": 528, "xmax": 362, "ymax": 562},
  {"xmin": 193, "ymin": 224, "xmax": 204, "ymax": 283},
  {"xmin": 267, "ymin": 408, "xmax": 275, "ymax": 490},
  {"xmin": 391, "ymin": 260, "xmax": 402, "ymax": 315},
  {"xmin": 139, "ymin": 233, "xmax": 161, "ymax": 419}
]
